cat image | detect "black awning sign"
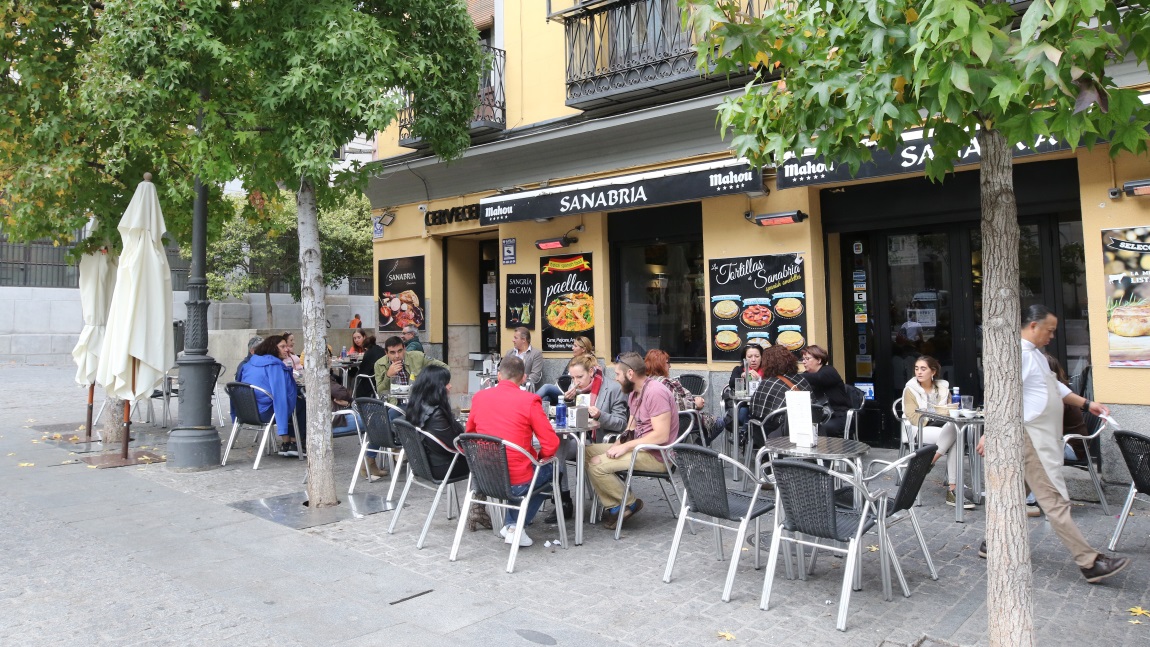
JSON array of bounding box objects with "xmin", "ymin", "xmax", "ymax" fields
[{"xmin": 479, "ymin": 161, "xmax": 762, "ymax": 225}]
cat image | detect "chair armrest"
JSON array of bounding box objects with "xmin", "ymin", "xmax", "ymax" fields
[
  {"xmin": 828, "ymin": 468, "xmax": 884, "ymax": 505},
  {"xmin": 384, "ymin": 402, "xmax": 406, "ymax": 417},
  {"xmin": 718, "ymin": 451, "xmax": 767, "ymax": 484},
  {"xmin": 1063, "ymin": 431, "xmax": 1103, "ymax": 443}
]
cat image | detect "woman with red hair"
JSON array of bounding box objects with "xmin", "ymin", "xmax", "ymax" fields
[{"xmin": 644, "ymin": 349, "xmax": 715, "ymax": 435}]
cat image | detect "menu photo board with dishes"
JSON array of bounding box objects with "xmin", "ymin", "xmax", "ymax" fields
[
  {"xmin": 505, "ymin": 274, "xmax": 537, "ymax": 329},
  {"xmin": 708, "ymin": 253, "xmax": 807, "ymax": 361},
  {"xmin": 1102, "ymin": 226, "xmax": 1150, "ymax": 367},
  {"xmin": 377, "ymin": 255, "xmax": 426, "ymax": 332},
  {"xmin": 539, "ymin": 253, "xmax": 594, "ymax": 352}
]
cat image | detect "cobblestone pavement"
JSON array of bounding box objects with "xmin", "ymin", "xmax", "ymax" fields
[{"xmin": 5, "ymin": 364, "xmax": 1150, "ymax": 646}]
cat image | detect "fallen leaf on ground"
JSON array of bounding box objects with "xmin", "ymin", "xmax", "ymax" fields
[
  {"xmin": 18, "ymin": 463, "xmax": 34, "ymax": 467},
  {"xmin": 87, "ymin": 465, "xmax": 97, "ymax": 469},
  {"xmin": 1130, "ymin": 620, "xmax": 1143, "ymax": 625},
  {"xmin": 60, "ymin": 460, "xmax": 79, "ymax": 465},
  {"xmin": 1129, "ymin": 606, "xmax": 1150, "ymax": 617},
  {"xmin": 717, "ymin": 630, "xmax": 736, "ymax": 641},
  {"xmin": 26, "ymin": 418, "xmax": 36, "ymax": 422},
  {"xmin": 50, "ymin": 434, "xmax": 62, "ymax": 440},
  {"xmin": 6, "ymin": 453, "xmax": 13, "ymax": 456},
  {"xmin": 69, "ymin": 436, "xmax": 80, "ymax": 441},
  {"xmin": 867, "ymin": 545, "xmax": 879, "ymax": 552}
]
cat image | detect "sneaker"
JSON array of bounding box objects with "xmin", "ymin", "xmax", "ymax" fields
[
  {"xmin": 621, "ymin": 498, "xmax": 644, "ymax": 523},
  {"xmin": 946, "ymin": 489, "xmax": 975, "ymax": 510},
  {"xmin": 1081, "ymin": 555, "xmax": 1129, "ymax": 583},
  {"xmin": 978, "ymin": 541, "xmax": 987, "ymax": 559},
  {"xmin": 1026, "ymin": 503, "xmax": 1042, "ymax": 518},
  {"xmin": 500, "ymin": 525, "xmax": 533, "ymax": 547}
]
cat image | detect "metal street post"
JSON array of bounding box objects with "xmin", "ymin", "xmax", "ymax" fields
[{"xmin": 168, "ymin": 168, "xmax": 222, "ymax": 470}]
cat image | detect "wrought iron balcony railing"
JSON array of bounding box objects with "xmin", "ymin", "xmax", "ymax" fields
[
  {"xmin": 562, "ymin": 0, "xmax": 767, "ymax": 110},
  {"xmin": 398, "ymin": 45, "xmax": 506, "ymax": 148}
]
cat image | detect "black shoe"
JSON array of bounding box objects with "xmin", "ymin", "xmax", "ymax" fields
[
  {"xmin": 977, "ymin": 541, "xmax": 987, "ymax": 559},
  {"xmin": 543, "ymin": 495, "xmax": 574, "ymax": 524},
  {"xmin": 1081, "ymin": 555, "xmax": 1129, "ymax": 583}
]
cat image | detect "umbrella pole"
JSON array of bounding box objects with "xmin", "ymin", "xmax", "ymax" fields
[
  {"xmin": 86, "ymin": 384, "xmax": 95, "ymax": 441},
  {"xmin": 121, "ymin": 359, "xmax": 135, "ymax": 460}
]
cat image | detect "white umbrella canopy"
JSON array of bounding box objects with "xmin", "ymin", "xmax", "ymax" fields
[
  {"xmin": 72, "ymin": 250, "xmax": 119, "ymax": 386},
  {"xmin": 96, "ymin": 177, "xmax": 174, "ymax": 401}
]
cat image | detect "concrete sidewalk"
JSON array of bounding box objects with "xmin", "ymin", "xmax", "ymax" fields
[{"xmin": 4, "ymin": 364, "xmax": 1149, "ymax": 646}]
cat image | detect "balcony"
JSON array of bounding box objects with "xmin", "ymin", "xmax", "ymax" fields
[
  {"xmin": 398, "ymin": 45, "xmax": 506, "ymax": 149},
  {"xmin": 561, "ymin": 0, "xmax": 766, "ymax": 110}
]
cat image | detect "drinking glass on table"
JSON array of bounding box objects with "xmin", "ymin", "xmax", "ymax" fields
[
  {"xmin": 960, "ymin": 395, "xmax": 974, "ymax": 411},
  {"xmin": 734, "ymin": 378, "xmax": 747, "ymax": 398}
]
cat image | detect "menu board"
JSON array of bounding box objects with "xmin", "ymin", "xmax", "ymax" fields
[
  {"xmin": 708, "ymin": 253, "xmax": 807, "ymax": 361},
  {"xmin": 505, "ymin": 274, "xmax": 536, "ymax": 329},
  {"xmin": 539, "ymin": 253, "xmax": 594, "ymax": 352},
  {"xmin": 377, "ymin": 255, "xmax": 426, "ymax": 332},
  {"xmin": 1102, "ymin": 226, "xmax": 1150, "ymax": 367}
]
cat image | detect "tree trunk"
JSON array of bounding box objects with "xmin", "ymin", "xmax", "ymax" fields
[
  {"xmin": 101, "ymin": 396, "xmax": 126, "ymax": 444},
  {"xmin": 978, "ymin": 128, "xmax": 1033, "ymax": 647},
  {"xmin": 264, "ymin": 288, "xmax": 274, "ymax": 330},
  {"xmin": 296, "ymin": 178, "xmax": 338, "ymax": 507}
]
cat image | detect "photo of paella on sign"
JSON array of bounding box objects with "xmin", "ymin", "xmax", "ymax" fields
[
  {"xmin": 546, "ymin": 292, "xmax": 594, "ymax": 332},
  {"xmin": 540, "ymin": 253, "xmax": 595, "ymax": 352}
]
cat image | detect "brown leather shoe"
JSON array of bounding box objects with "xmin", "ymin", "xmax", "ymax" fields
[
  {"xmin": 1081, "ymin": 555, "xmax": 1129, "ymax": 583},
  {"xmin": 621, "ymin": 498, "xmax": 644, "ymax": 523}
]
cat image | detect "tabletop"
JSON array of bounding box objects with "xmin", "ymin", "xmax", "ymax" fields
[
  {"xmin": 762, "ymin": 435, "xmax": 870, "ymax": 460},
  {"xmin": 915, "ymin": 408, "xmax": 985, "ymax": 426}
]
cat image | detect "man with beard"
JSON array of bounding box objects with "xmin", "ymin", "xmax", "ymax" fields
[{"xmin": 584, "ymin": 352, "xmax": 679, "ymax": 526}]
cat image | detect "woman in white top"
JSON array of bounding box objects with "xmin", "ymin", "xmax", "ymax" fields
[{"xmin": 902, "ymin": 355, "xmax": 969, "ymax": 509}]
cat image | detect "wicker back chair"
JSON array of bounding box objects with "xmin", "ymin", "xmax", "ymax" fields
[
  {"xmin": 450, "ymin": 433, "xmax": 567, "ymax": 573},
  {"xmin": 607, "ymin": 412, "xmax": 698, "ymax": 540},
  {"xmin": 388, "ymin": 420, "xmax": 468, "ymax": 548},
  {"xmin": 663, "ymin": 444, "xmax": 775, "ymax": 602},
  {"xmin": 857, "ymin": 444, "xmax": 940, "ymax": 585},
  {"xmin": 678, "ymin": 373, "xmax": 708, "ymax": 397},
  {"xmin": 1108, "ymin": 430, "xmax": 1150, "ymax": 551},
  {"xmin": 348, "ymin": 397, "xmax": 407, "ymax": 500},
  {"xmin": 222, "ymin": 382, "xmax": 277, "ymax": 469},
  {"xmin": 762, "ymin": 459, "xmax": 887, "ymax": 632},
  {"xmin": 844, "ymin": 386, "xmax": 868, "ymax": 441}
]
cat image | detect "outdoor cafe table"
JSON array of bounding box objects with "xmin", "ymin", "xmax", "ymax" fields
[
  {"xmin": 551, "ymin": 420, "xmax": 597, "ymax": 547},
  {"xmin": 916, "ymin": 409, "xmax": 985, "ymax": 523}
]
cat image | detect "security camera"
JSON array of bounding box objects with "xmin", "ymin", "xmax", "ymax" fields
[
  {"xmin": 417, "ymin": 204, "xmax": 428, "ymax": 213},
  {"xmin": 1108, "ymin": 187, "xmax": 1122, "ymax": 200}
]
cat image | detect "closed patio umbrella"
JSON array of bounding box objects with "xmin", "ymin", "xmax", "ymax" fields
[
  {"xmin": 72, "ymin": 250, "xmax": 118, "ymax": 440},
  {"xmin": 95, "ymin": 174, "xmax": 174, "ymax": 461}
]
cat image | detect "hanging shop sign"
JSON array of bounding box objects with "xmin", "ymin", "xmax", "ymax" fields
[
  {"xmin": 479, "ymin": 159, "xmax": 763, "ymax": 225},
  {"xmin": 377, "ymin": 255, "xmax": 426, "ymax": 332},
  {"xmin": 539, "ymin": 253, "xmax": 594, "ymax": 352},
  {"xmin": 776, "ymin": 132, "xmax": 1071, "ymax": 189},
  {"xmin": 1102, "ymin": 226, "xmax": 1150, "ymax": 367},
  {"xmin": 708, "ymin": 253, "xmax": 807, "ymax": 362},
  {"xmin": 424, "ymin": 203, "xmax": 480, "ymax": 227},
  {"xmin": 505, "ymin": 274, "xmax": 537, "ymax": 330}
]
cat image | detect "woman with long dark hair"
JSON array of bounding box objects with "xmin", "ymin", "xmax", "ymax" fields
[
  {"xmin": 406, "ymin": 364, "xmax": 468, "ymax": 480},
  {"xmin": 801, "ymin": 344, "xmax": 851, "ymax": 438},
  {"xmin": 238, "ymin": 334, "xmax": 306, "ymax": 455}
]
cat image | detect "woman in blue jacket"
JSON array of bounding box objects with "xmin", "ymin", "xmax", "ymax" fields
[{"xmin": 239, "ymin": 335, "xmax": 306, "ymax": 454}]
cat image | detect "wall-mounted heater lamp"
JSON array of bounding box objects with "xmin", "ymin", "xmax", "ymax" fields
[
  {"xmin": 1123, "ymin": 179, "xmax": 1150, "ymax": 197},
  {"xmin": 745, "ymin": 210, "xmax": 808, "ymax": 226},
  {"xmin": 535, "ymin": 235, "xmax": 577, "ymax": 250}
]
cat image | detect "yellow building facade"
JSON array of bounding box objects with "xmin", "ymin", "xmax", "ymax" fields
[{"xmin": 367, "ymin": 0, "xmax": 1150, "ymax": 455}]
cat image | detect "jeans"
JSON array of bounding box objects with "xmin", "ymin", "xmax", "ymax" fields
[
  {"xmin": 332, "ymin": 412, "xmax": 363, "ymax": 436},
  {"xmin": 504, "ymin": 463, "xmax": 554, "ymax": 527},
  {"xmin": 536, "ymin": 384, "xmax": 564, "ymax": 407}
]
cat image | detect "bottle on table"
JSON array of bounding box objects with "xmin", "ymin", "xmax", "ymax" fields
[
  {"xmin": 340, "ymin": 345, "xmax": 347, "ymax": 359},
  {"xmin": 555, "ymin": 401, "xmax": 567, "ymax": 429},
  {"xmin": 951, "ymin": 387, "xmax": 960, "ymax": 406}
]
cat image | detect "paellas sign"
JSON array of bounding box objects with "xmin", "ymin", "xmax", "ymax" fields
[
  {"xmin": 539, "ymin": 254, "xmax": 594, "ymax": 352},
  {"xmin": 777, "ymin": 132, "xmax": 1071, "ymax": 189},
  {"xmin": 1101, "ymin": 226, "xmax": 1150, "ymax": 367},
  {"xmin": 505, "ymin": 274, "xmax": 536, "ymax": 330},
  {"xmin": 377, "ymin": 255, "xmax": 426, "ymax": 332},
  {"xmin": 478, "ymin": 159, "xmax": 762, "ymax": 225},
  {"xmin": 708, "ymin": 253, "xmax": 807, "ymax": 362}
]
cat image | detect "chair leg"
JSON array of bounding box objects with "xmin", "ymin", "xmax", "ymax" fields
[
  {"xmin": 656, "ymin": 479, "xmax": 677, "ymax": 518},
  {"xmin": 837, "ymin": 539, "xmax": 858, "ymax": 631},
  {"xmin": 253, "ymin": 422, "xmax": 273, "ymax": 470},
  {"xmin": 1083, "ymin": 448, "xmax": 1111, "ymax": 515},
  {"xmin": 663, "ymin": 499, "xmax": 691, "ymax": 584},
  {"xmin": 388, "ymin": 471, "xmax": 415, "ymax": 535},
  {"xmin": 723, "ymin": 518, "xmax": 751, "ymax": 602},
  {"xmin": 908, "ymin": 508, "xmax": 939, "ymax": 580},
  {"xmin": 760, "ymin": 528, "xmax": 784, "ymax": 610},
  {"xmin": 418, "ymin": 478, "xmax": 450, "ymax": 549},
  {"xmin": 614, "ymin": 476, "xmax": 634, "ymax": 540},
  {"xmin": 222, "ymin": 419, "xmax": 241, "ymax": 466},
  {"xmin": 449, "ymin": 479, "xmax": 474, "ymax": 562},
  {"xmin": 553, "ymin": 472, "xmax": 569, "ymax": 550},
  {"xmin": 1108, "ymin": 483, "xmax": 1137, "ymax": 551},
  {"xmin": 348, "ymin": 440, "xmax": 369, "ymax": 494},
  {"xmin": 386, "ymin": 449, "xmax": 405, "ymax": 502},
  {"xmin": 753, "ymin": 517, "xmax": 762, "ymax": 570},
  {"xmin": 507, "ymin": 497, "xmax": 532, "ymax": 574},
  {"xmin": 712, "ymin": 523, "xmax": 724, "ymax": 560},
  {"xmin": 884, "ymin": 531, "xmax": 910, "ymax": 598},
  {"xmin": 878, "ymin": 520, "xmax": 893, "ymax": 602}
]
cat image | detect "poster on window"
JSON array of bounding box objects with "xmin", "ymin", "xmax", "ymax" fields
[
  {"xmin": 539, "ymin": 254, "xmax": 594, "ymax": 352},
  {"xmin": 377, "ymin": 255, "xmax": 426, "ymax": 332},
  {"xmin": 1102, "ymin": 226, "xmax": 1150, "ymax": 367},
  {"xmin": 708, "ymin": 253, "xmax": 807, "ymax": 362},
  {"xmin": 505, "ymin": 274, "xmax": 536, "ymax": 329}
]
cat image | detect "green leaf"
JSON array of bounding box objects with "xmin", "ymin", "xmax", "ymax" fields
[
  {"xmin": 1019, "ymin": 0, "xmax": 1046, "ymax": 44},
  {"xmin": 950, "ymin": 64, "xmax": 972, "ymax": 94},
  {"xmin": 971, "ymin": 29, "xmax": 993, "ymax": 64}
]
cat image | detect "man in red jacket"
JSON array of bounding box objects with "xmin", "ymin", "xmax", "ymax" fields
[{"xmin": 466, "ymin": 355, "xmax": 559, "ymax": 547}]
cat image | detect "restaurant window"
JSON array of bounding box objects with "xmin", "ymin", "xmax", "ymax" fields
[{"xmin": 610, "ymin": 203, "xmax": 706, "ymax": 361}]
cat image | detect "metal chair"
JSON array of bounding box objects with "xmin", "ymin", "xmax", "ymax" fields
[
  {"xmin": 450, "ymin": 433, "xmax": 567, "ymax": 573},
  {"xmin": 222, "ymin": 381, "xmax": 278, "ymax": 468},
  {"xmin": 354, "ymin": 372, "xmax": 378, "ymax": 399},
  {"xmin": 893, "ymin": 397, "xmax": 916, "ymax": 458},
  {"xmin": 844, "ymin": 386, "xmax": 868, "ymax": 441},
  {"xmin": 149, "ymin": 367, "xmax": 178, "ymax": 428},
  {"xmin": 349, "ymin": 397, "xmax": 407, "ymax": 499},
  {"xmin": 761, "ymin": 458, "xmax": 889, "ymax": 632},
  {"xmin": 678, "ymin": 373, "xmax": 708, "ymax": 398},
  {"xmin": 330, "ymin": 408, "xmax": 361, "ymax": 438},
  {"xmin": 389, "ymin": 420, "xmax": 469, "ymax": 549},
  {"xmin": 1108, "ymin": 429, "xmax": 1150, "ymax": 551},
  {"xmin": 663, "ymin": 444, "xmax": 775, "ymax": 602},
  {"xmin": 209, "ymin": 362, "xmax": 227, "ymax": 427},
  {"xmin": 1063, "ymin": 411, "xmax": 1110, "ymax": 515},
  {"xmin": 743, "ymin": 405, "xmax": 832, "ymax": 490},
  {"xmin": 608, "ymin": 412, "xmax": 699, "ymax": 540},
  {"xmin": 855, "ymin": 444, "xmax": 941, "ymax": 593}
]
